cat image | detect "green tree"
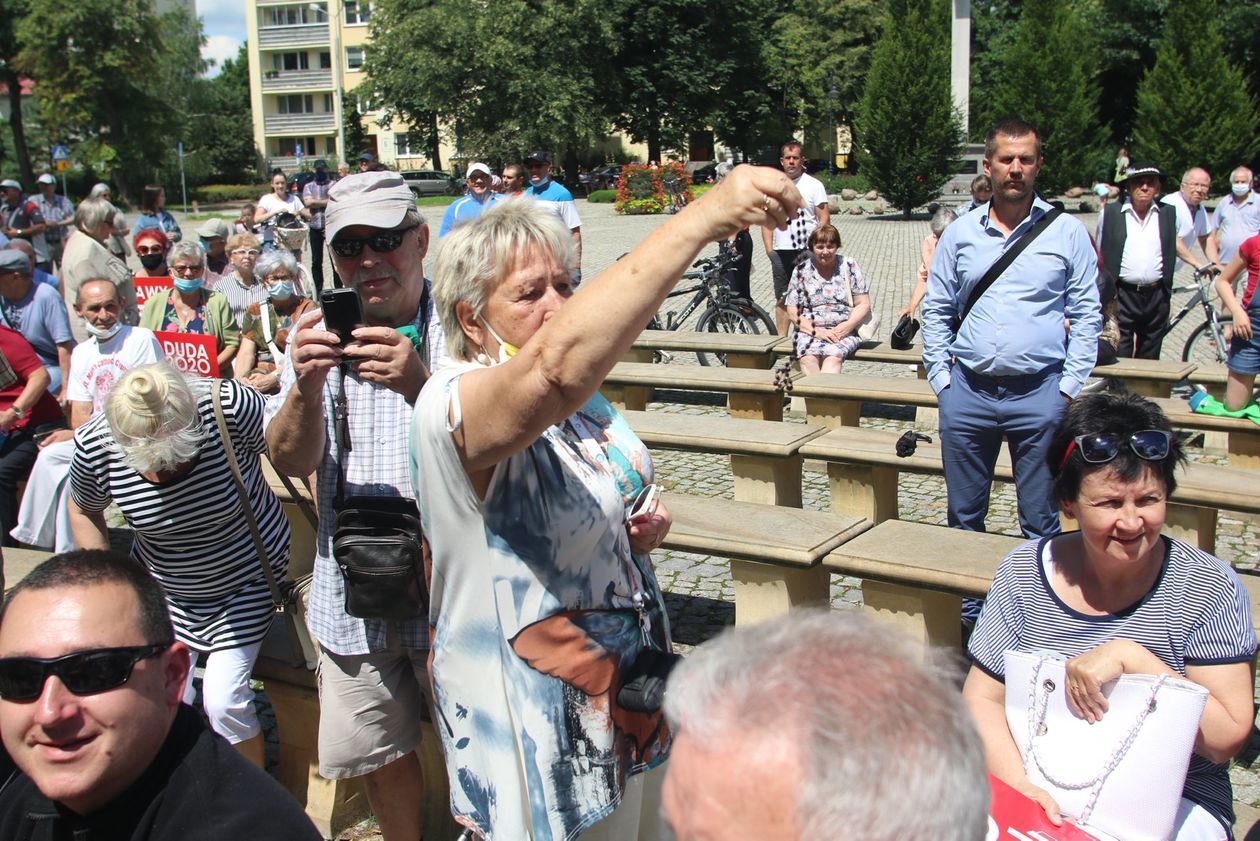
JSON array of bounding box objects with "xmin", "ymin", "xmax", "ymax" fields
[
  {"xmin": 343, "ymin": 101, "xmax": 371, "ymax": 164},
  {"xmin": 1132, "ymin": 0, "xmax": 1260, "ymax": 188},
  {"xmin": 968, "ymin": 0, "xmax": 1021, "ymax": 141},
  {"xmin": 176, "ymin": 44, "xmax": 258, "ymax": 185},
  {"xmin": 0, "ymin": 0, "xmax": 35, "ymax": 184},
  {"xmin": 981, "ymin": 0, "xmax": 1106, "ymax": 195},
  {"xmin": 1080, "ymin": 0, "xmax": 1164, "ymax": 145},
  {"xmin": 702, "ymin": 0, "xmax": 781, "ymax": 160},
  {"xmin": 855, "ymin": 0, "xmax": 963, "ymax": 215}
]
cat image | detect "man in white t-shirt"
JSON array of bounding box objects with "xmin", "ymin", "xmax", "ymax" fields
[
  {"xmin": 1159, "ymin": 167, "xmax": 1213, "ymax": 272},
  {"xmin": 761, "ymin": 141, "xmax": 830, "ymax": 334},
  {"xmin": 10, "ymin": 278, "xmax": 161, "ymax": 550}
]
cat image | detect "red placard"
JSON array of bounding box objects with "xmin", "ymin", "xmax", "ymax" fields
[
  {"xmin": 133, "ymin": 276, "xmax": 173, "ymax": 309},
  {"xmin": 154, "ymin": 331, "xmax": 218, "ymax": 378},
  {"xmin": 987, "ymin": 775, "xmax": 1097, "ymax": 840}
]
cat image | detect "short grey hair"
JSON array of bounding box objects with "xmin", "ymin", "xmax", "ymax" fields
[
  {"xmin": 75, "ymin": 197, "xmax": 118, "ymax": 234},
  {"xmin": 254, "ymin": 248, "xmax": 299, "ymax": 282},
  {"xmin": 433, "ymin": 200, "xmax": 575, "ymax": 362},
  {"xmin": 930, "ymin": 207, "xmax": 958, "ymax": 237},
  {"xmin": 664, "ymin": 610, "xmax": 989, "ymax": 840},
  {"xmin": 167, "ymin": 239, "xmax": 205, "ymax": 268},
  {"xmin": 1231, "ymin": 166, "xmax": 1253, "ymax": 183}
]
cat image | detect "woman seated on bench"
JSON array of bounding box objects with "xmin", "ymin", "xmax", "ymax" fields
[
  {"xmin": 785, "ymin": 223, "xmax": 870, "ymax": 374},
  {"xmin": 963, "ymin": 391, "xmax": 1256, "ymax": 840}
]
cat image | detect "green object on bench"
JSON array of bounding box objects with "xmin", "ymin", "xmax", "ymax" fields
[{"xmin": 1190, "ymin": 391, "xmax": 1260, "ymax": 427}]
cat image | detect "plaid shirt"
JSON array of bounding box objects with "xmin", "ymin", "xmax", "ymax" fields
[{"xmin": 264, "ymin": 284, "xmax": 447, "ymax": 656}]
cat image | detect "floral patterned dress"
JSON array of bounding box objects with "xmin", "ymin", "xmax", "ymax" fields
[{"xmin": 786, "ymin": 254, "xmax": 869, "ymax": 360}]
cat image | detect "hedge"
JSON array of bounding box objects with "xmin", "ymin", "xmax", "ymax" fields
[
  {"xmin": 586, "ymin": 189, "xmax": 617, "ymax": 203},
  {"xmin": 192, "ymin": 184, "xmax": 271, "ymax": 204}
]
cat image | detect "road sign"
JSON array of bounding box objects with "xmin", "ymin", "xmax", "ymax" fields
[
  {"xmin": 55, "ymin": 160, "xmax": 69, "ymax": 172},
  {"xmin": 50, "ymin": 145, "xmax": 69, "ymax": 161}
]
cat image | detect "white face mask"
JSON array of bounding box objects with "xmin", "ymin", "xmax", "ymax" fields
[
  {"xmin": 476, "ymin": 318, "xmax": 518, "ymax": 366},
  {"xmin": 84, "ymin": 320, "xmax": 122, "ymax": 341},
  {"xmin": 1233, "ymin": 183, "xmax": 1251, "ymax": 198}
]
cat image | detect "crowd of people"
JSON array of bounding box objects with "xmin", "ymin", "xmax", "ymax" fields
[{"xmin": 0, "ymin": 116, "xmax": 1256, "ymax": 841}]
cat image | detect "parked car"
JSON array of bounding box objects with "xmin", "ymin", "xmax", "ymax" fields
[
  {"xmin": 591, "ymin": 165, "xmax": 623, "ymax": 190},
  {"xmin": 286, "ymin": 171, "xmax": 317, "ymax": 195},
  {"xmin": 690, "ymin": 164, "xmax": 718, "ymax": 184},
  {"xmin": 400, "ymin": 169, "xmax": 458, "ymax": 197}
]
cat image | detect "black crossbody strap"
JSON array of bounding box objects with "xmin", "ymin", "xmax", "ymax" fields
[{"xmin": 959, "ymin": 206, "xmax": 1064, "ymax": 327}]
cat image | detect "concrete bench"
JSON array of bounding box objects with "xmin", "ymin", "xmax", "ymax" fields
[
  {"xmin": 661, "ymin": 493, "xmax": 870, "ymax": 625},
  {"xmin": 626, "ymin": 331, "xmax": 782, "ymax": 369},
  {"xmin": 1153, "ymin": 397, "xmax": 1260, "ymax": 470},
  {"xmin": 800, "ymin": 424, "xmax": 1260, "ymax": 555},
  {"xmin": 792, "ymin": 373, "xmax": 938, "ymax": 428},
  {"xmin": 601, "ymin": 361, "xmax": 797, "ymax": 420},
  {"xmin": 622, "ymin": 410, "xmax": 827, "ymax": 506}
]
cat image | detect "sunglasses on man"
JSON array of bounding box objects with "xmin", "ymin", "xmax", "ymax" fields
[
  {"xmin": 329, "ymin": 225, "xmax": 417, "ymax": 258},
  {"xmin": 0, "ymin": 643, "xmax": 170, "ymax": 701}
]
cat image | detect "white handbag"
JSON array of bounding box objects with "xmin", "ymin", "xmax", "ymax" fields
[
  {"xmin": 1003, "ymin": 650, "xmax": 1209, "ymax": 841},
  {"xmin": 838, "ymin": 256, "xmax": 881, "ymax": 341}
]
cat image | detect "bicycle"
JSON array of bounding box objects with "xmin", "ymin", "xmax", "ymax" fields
[
  {"xmin": 646, "ymin": 250, "xmax": 776, "ymax": 366},
  {"xmin": 662, "ymin": 176, "xmax": 687, "ymax": 215},
  {"xmin": 1160, "ymin": 264, "xmax": 1231, "ymax": 365}
]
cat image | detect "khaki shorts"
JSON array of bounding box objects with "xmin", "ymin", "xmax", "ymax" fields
[{"xmin": 316, "ymin": 636, "xmax": 429, "ymax": 779}]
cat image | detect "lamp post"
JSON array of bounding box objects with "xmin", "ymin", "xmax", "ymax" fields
[
  {"xmin": 828, "ymin": 85, "xmax": 838, "ymax": 174},
  {"xmin": 310, "ymin": 1, "xmax": 345, "ymax": 164}
]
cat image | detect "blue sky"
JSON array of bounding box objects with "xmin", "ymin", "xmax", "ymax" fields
[{"xmin": 200, "ymin": 1, "xmax": 247, "ymax": 77}]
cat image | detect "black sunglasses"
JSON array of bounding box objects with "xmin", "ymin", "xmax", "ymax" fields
[
  {"xmin": 329, "ymin": 224, "xmax": 417, "ymax": 258},
  {"xmin": 0, "ymin": 644, "xmax": 170, "ymax": 701},
  {"xmin": 1059, "ymin": 430, "xmax": 1171, "ymax": 470}
]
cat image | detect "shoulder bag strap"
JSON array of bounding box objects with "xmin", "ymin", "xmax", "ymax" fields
[
  {"xmin": 211, "ymin": 379, "xmax": 287, "ymax": 613},
  {"xmin": 267, "ymin": 455, "xmax": 318, "ymax": 529},
  {"xmin": 334, "ymin": 364, "xmax": 351, "ymax": 508},
  {"xmin": 959, "ymin": 207, "xmax": 1064, "ymax": 327}
]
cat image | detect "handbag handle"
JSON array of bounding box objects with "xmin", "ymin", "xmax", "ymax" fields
[
  {"xmin": 1024, "ymin": 655, "xmax": 1167, "ymax": 824},
  {"xmin": 211, "ymin": 380, "xmax": 288, "ymax": 614}
]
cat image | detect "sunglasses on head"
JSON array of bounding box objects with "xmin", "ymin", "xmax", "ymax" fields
[
  {"xmin": 0, "ymin": 644, "xmax": 169, "ymax": 701},
  {"xmin": 1059, "ymin": 429, "xmax": 1171, "ymax": 471},
  {"xmin": 329, "ymin": 225, "xmax": 416, "ymax": 258}
]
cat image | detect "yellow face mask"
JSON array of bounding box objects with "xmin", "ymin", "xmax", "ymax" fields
[{"xmin": 479, "ymin": 318, "xmax": 519, "ymax": 364}]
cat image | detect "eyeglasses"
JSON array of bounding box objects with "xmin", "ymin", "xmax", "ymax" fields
[
  {"xmin": 264, "ymin": 273, "xmax": 293, "ymax": 283},
  {"xmin": 231, "ymin": 248, "xmax": 260, "ymax": 257},
  {"xmin": 1059, "ymin": 430, "xmax": 1171, "ymax": 470},
  {"xmin": 0, "ymin": 644, "xmax": 169, "ymax": 701},
  {"xmin": 171, "ymin": 264, "xmax": 202, "ymax": 275},
  {"xmin": 329, "ymin": 225, "xmax": 417, "ymax": 258},
  {"xmin": 135, "ymin": 245, "xmax": 165, "ymax": 256}
]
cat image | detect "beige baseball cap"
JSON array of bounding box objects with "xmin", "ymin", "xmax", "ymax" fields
[{"xmin": 325, "ymin": 171, "xmax": 415, "ymax": 242}]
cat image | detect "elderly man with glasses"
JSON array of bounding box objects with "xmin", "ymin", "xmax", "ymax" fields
[
  {"xmin": 0, "ymin": 550, "xmax": 322, "ymax": 838},
  {"xmin": 265, "ymin": 171, "xmax": 447, "ymax": 841},
  {"xmin": 1160, "ymin": 167, "xmax": 1215, "ymax": 272}
]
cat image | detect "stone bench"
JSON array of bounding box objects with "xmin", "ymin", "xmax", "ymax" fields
[
  {"xmin": 800, "ymin": 424, "xmax": 1260, "ymax": 555},
  {"xmin": 626, "ymin": 330, "xmax": 782, "ymax": 369},
  {"xmin": 1153, "ymin": 397, "xmax": 1260, "ymax": 470},
  {"xmin": 621, "ymin": 410, "xmax": 828, "ymax": 507},
  {"xmin": 601, "ymin": 361, "xmax": 797, "ymax": 420},
  {"xmin": 660, "ymin": 493, "xmax": 870, "ymax": 625}
]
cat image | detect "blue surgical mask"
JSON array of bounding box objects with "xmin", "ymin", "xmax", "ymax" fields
[
  {"xmin": 173, "ymin": 276, "xmax": 204, "ymax": 294},
  {"xmin": 266, "ymin": 280, "xmax": 293, "ymax": 300}
]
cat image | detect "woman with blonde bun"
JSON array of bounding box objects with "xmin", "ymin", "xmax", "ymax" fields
[{"xmin": 67, "ymin": 361, "xmax": 290, "ymax": 768}]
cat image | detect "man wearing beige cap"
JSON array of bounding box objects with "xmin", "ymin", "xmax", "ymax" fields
[
  {"xmin": 438, "ymin": 161, "xmax": 501, "ymax": 237},
  {"xmin": 264, "ymin": 171, "xmax": 446, "ymax": 841},
  {"xmin": 195, "ymin": 217, "xmax": 232, "ymax": 285}
]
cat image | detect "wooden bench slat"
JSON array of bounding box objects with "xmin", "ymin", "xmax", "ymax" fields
[
  {"xmin": 606, "ymin": 361, "xmax": 793, "ymax": 393},
  {"xmin": 622, "ymin": 410, "xmax": 827, "ymax": 457},
  {"xmin": 631, "ymin": 331, "xmax": 781, "ymax": 354},
  {"xmin": 792, "ymin": 372, "xmax": 938, "ymax": 405}
]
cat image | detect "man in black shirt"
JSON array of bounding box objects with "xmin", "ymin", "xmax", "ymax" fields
[{"xmin": 0, "ymin": 550, "xmax": 321, "ymax": 840}]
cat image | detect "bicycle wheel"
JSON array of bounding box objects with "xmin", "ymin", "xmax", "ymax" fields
[
  {"xmin": 696, "ymin": 305, "xmax": 760, "ymax": 366},
  {"xmin": 1182, "ymin": 316, "xmax": 1233, "ymax": 366},
  {"xmin": 732, "ymin": 298, "xmax": 776, "ymax": 334}
]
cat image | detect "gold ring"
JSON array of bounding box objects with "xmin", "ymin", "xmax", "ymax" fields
[{"xmin": 762, "ymin": 195, "xmax": 772, "ymax": 211}]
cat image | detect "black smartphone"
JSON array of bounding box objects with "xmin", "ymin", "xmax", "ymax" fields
[{"xmin": 320, "ymin": 288, "xmax": 363, "ymax": 344}]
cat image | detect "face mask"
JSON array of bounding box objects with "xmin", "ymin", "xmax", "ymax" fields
[
  {"xmin": 266, "ymin": 280, "xmax": 293, "ymax": 300},
  {"xmin": 1233, "ymin": 183, "xmax": 1251, "ymax": 198},
  {"xmin": 478, "ymin": 318, "xmax": 518, "ymax": 365},
  {"xmin": 197, "ymin": 238, "xmax": 210, "ymax": 253},
  {"xmin": 138, "ymin": 253, "xmax": 164, "ymax": 271},
  {"xmin": 173, "ymin": 276, "xmax": 204, "ymax": 293},
  {"xmin": 84, "ymin": 320, "xmax": 122, "ymax": 341}
]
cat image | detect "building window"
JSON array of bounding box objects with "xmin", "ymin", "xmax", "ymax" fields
[
  {"xmin": 355, "ymin": 94, "xmax": 378, "ymax": 114},
  {"xmin": 325, "ymin": 137, "xmax": 337, "ymax": 155},
  {"xmin": 395, "ymin": 132, "xmax": 424, "ymax": 157},
  {"xmin": 323, "ymin": 93, "xmax": 333, "ymax": 112},
  {"xmin": 345, "ymin": 47, "xmax": 365, "ymax": 71},
  {"xmin": 273, "ymin": 137, "xmax": 319, "ymax": 158},
  {"xmin": 266, "ymin": 6, "xmax": 322, "ymax": 26},
  {"xmin": 345, "ymin": 1, "xmax": 371, "ymax": 25},
  {"xmin": 277, "ymin": 94, "xmax": 315, "ymax": 114},
  {"xmin": 319, "ymin": 51, "xmax": 331, "ymax": 69},
  {"xmin": 272, "ymin": 52, "xmax": 310, "ymax": 72}
]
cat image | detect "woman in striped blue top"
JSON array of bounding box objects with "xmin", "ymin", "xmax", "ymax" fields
[
  {"xmin": 964, "ymin": 391, "xmax": 1256, "ymax": 840},
  {"xmin": 67, "ymin": 362, "xmax": 290, "ymax": 769}
]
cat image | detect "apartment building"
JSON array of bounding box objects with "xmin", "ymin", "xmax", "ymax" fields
[{"xmin": 244, "ymin": 0, "xmax": 449, "ymax": 173}]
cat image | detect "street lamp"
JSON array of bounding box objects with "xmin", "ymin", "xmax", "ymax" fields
[{"xmin": 310, "ymin": 1, "xmax": 345, "ymax": 164}]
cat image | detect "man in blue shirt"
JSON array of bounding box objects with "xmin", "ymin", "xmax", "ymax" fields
[
  {"xmin": 0, "ymin": 248, "xmax": 75, "ymax": 399},
  {"xmin": 524, "ymin": 150, "xmax": 582, "ymax": 283},
  {"xmin": 922, "ymin": 118, "xmax": 1100, "ymax": 544},
  {"xmin": 438, "ymin": 162, "xmax": 501, "ymax": 237}
]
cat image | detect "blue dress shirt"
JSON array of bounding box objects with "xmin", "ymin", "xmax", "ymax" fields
[
  {"xmin": 922, "ymin": 196, "xmax": 1101, "ymax": 398},
  {"xmin": 439, "ymin": 192, "xmax": 502, "ymax": 237}
]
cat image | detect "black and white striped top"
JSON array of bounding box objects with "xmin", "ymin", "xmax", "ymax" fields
[
  {"xmin": 70, "ymin": 378, "xmax": 290, "ymax": 653},
  {"xmin": 969, "ymin": 535, "xmax": 1257, "ymax": 833}
]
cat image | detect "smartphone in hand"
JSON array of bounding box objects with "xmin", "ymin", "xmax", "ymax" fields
[{"xmin": 320, "ymin": 288, "xmax": 364, "ymax": 344}]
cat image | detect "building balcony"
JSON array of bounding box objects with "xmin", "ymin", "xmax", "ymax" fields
[
  {"xmin": 264, "ymin": 112, "xmax": 337, "ymax": 134},
  {"xmin": 261, "ymin": 68, "xmax": 333, "ymax": 92},
  {"xmin": 257, "ymin": 24, "xmax": 329, "ymax": 49}
]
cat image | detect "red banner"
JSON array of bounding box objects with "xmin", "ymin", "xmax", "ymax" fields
[
  {"xmin": 987, "ymin": 775, "xmax": 1096, "ymax": 840},
  {"xmin": 154, "ymin": 331, "xmax": 218, "ymax": 378},
  {"xmin": 133, "ymin": 276, "xmax": 173, "ymax": 309}
]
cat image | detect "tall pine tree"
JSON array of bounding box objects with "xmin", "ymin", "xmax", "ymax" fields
[
  {"xmin": 1132, "ymin": 0, "xmax": 1260, "ymax": 188},
  {"xmin": 981, "ymin": 0, "xmax": 1106, "ymax": 196},
  {"xmin": 855, "ymin": 0, "xmax": 962, "ymax": 216}
]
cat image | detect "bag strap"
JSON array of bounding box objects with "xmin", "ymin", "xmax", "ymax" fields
[
  {"xmin": 211, "ymin": 380, "xmax": 288, "ymax": 614},
  {"xmin": 334, "ymin": 364, "xmax": 351, "ymax": 508},
  {"xmin": 959, "ymin": 206, "xmax": 1064, "ymax": 328},
  {"xmin": 268, "ymin": 456, "xmax": 318, "ymax": 529}
]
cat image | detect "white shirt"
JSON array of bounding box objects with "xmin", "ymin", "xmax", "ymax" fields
[
  {"xmin": 1118, "ymin": 202, "xmax": 1165, "ymax": 285},
  {"xmin": 257, "ymin": 193, "xmax": 304, "ymax": 246},
  {"xmin": 1160, "ymin": 191, "xmax": 1208, "ymax": 269},
  {"xmin": 66, "ymin": 325, "xmax": 162, "ymax": 415},
  {"xmin": 771, "ymin": 172, "xmax": 829, "ymax": 250}
]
